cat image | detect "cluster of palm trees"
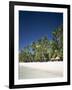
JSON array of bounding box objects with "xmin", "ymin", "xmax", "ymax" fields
[{"xmin": 19, "ymin": 25, "xmax": 63, "ymax": 62}]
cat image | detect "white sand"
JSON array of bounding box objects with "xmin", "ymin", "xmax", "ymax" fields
[{"xmin": 19, "ymin": 61, "xmax": 63, "ymax": 73}]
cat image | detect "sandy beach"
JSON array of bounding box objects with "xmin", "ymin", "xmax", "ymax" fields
[{"xmin": 19, "ymin": 61, "xmax": 63, "ymax": 79}]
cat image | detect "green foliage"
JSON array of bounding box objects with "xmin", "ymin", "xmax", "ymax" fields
[{"xmin": 19, "ymin": 25, "xmax": 63, "ymax": 62}]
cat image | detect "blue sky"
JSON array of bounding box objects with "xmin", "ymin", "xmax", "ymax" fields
[{"xmin": 19, "ymin": 11, "xmax": 63, "ymax": 51}]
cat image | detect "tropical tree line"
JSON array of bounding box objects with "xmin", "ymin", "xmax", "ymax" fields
[{"xmin": 19, "ymin": 25, "xmax": 63, "ymax": 62}]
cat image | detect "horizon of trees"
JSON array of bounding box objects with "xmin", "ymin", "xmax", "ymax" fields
[{"xmin": 19, "ymin": 25, "xmax": 63, "ymax": 62}]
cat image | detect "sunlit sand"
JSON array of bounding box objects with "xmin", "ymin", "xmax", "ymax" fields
[{"xmin": 19, "ymin": 61, "xmax": 63, "ymax": 79}]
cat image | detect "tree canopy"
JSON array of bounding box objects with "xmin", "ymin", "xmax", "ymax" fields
[{"xmin": 19, "ymin": 25, "xmax": 63, "ymax": 62}]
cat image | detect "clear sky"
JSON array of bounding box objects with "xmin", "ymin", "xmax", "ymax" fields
[{"xmin": 19, "ymin": 11, "xmax": 63, "ymax": 51}]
